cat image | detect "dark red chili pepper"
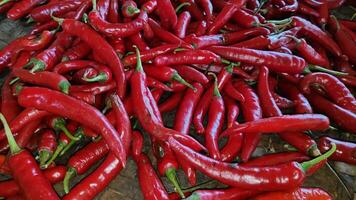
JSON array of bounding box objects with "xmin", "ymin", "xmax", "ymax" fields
[
  {"xmin": 300, "ymin": 72, "xmax": 356, "ymax": 113},
  {"xmin": 340, "ymin": 20, "xmax": 356, "ymax": 31},
  {"xmin": 158, "ymin": 92, "xmax": 184, "ymax": 113},
  {"xmin": 252, "ymin": 187, "xmax": 332, "ymax": 200},
  {"xmin": 338, "ymin": 75, "xmax": 356, "ymax": 88},
  {"xmin": 197, "ymin": 0, "xmax": 213, "ymax": 19},
  {"xmin": 279, "ymin": 81, "xmax": 312, "ymax": 114},
  {"xmin": 185, "ymin": 187, "xmax": 258, "ymax": 200},
  {"xmin": 0, "ymin": 2, "xmax": 14, "ymax": 14},
  {"xmin": 222, "ymin": 114, "xmax": 330, "ymax": 137},
  {"xmin": 306, "ymin": 93, "xmax": 356, "ymax": 133},
  {"xmin": 318, "ymin": 136, "xmax": 356, "ymax": 165},
  {"xmin": 129, "ymin": 33, "xmax": 150, "ymax": 51},
  {"xmin": 242, "ymin": 152, "xmax": 310, "ymax": 167},
  {"xmin": 7, "ymin": 0, "xmax": 44, "ymax": 20},
  {"xmin": 172, "ymin": 65, "xmax": 209, "ymax": 84},
  {"xmin": 207, "ymin": 2, "xmax": 240, "ymax": 34},
  {"xmin": 148, "ymin": 18, "xmax": 187, "ymax": 45},
  {"xmin": 154, "ymin": 49, "xmax": 221, "ymax": 66},
  {"xmin": 208, "ymin": 46, "xmax": 306, "ymax": 74},
  {"xmin": 38, "ymin": 129, "xmax": 57, "ymax": 167},
  {"xmin": 223, "ymin": 27, "xmax": 270, "ymax": 45},
  {"xmin": 177, "ymin": 0, "xmax": 203, "ymax": 20},
  {"xmin": 31, "ymin": 20, "xmax": 59, "ymax": 35},
  {"xmin": 279, "ymin": 0, "xmax": 298, "ymax": 12},
  {"xmin": 108, "ymin": 0, "xmax": 120, "ymax": 22},
  {"xmin": 156, "ymin": 0, "xmax": 177, "ymax": 30},
  {"xmin": 175, "ymin": 11, "xmax": 191, "ymax": 38},
  {"xmin": 0, "ymin": 165, "xmax": 66, "ymax": 198},
  {"xmin": 0, "ymin": 114, "xmax": 59, "ymax": 199},
  {"xmin": 121, "ymin": 0, "xmax": 139, "ymax": 18},
  {"xmin": 298, "ymin": 2, "xmax": 319, "ymax": 17},
  {"xmin": 169, "ymin": 136, "xmax": 336, "ymax": 190},
  {"xmin": 1, "ymin": 76, "xmax": 22, "ymax": 122},
  {"xmin": 17, "ymin": 87, "xmax": 127, "ymax": 166},
  {"xmin": 62, "ymin": 41, "xmax": 91, "ymax": 61},
  {"xmin": 232, "ymin": 35, "xmax": 270, "ymax": 50}
]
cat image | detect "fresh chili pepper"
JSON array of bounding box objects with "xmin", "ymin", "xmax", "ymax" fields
[
  {"xmin": 300, "ymin": 72, "xmax": 356, "ymax": 113},
  {"xmin": 297, "ymin": 2, "xmax": 319, "ymax": 17},
  {"xmin": 207, "ymin": 2, "xmax": 240, "ymax": 34},
  {"xmin": 340, "ymin": 20, "xmax": 356, "ymax": 31},
  {"xmin": 223, "ymin": 80, "xmax": 245, "ymax": 102},
  {"xmin": 221, "ymin": 114, "xmax": 330, "ymax": 137},
  {"xmin": 70, "ymin": 81, "xmax": 116, "ymax": 95},
  {"xmin": 17, "ymin": 87, "xmax": 127, "ymax": 167},
  {"xmin": 72, "ymin": 68, "xmax": 99, "ymax": 84},
  {"xmin": 184, "ymin": 34, "xmax": 224, "ymax": 49},
  {"xmin": 0, "ymin": 2, "xmax": 14, "ymax": 13},
  {"xmin": 155, "ymin": 49, "xmax": 222, "ymax": 66},
  {"xmin": 318, "ymin": 136, "xmax": 356, "ymax": 165},
  {"xmin": 38, "ymin": 129, "xmax": 57, "ymax": 167},
  {"xmin": 185, "ymin": 187, "xmax": 258, "ymax": 200},
  {"xmin": 62, "ymin": 41, "xmax": 91, "ymax": 61},
  {"xmin": 169, "ymin": 136, "xmax": 336, "ymax": 190},
  {"xmin": 175, "ymin": 11, "xmax": 191, "ymax": 38},
  {"xmin": 121, "ymin": 0, "xmax": 139, "ymax": 18},
  {"xmin": 177, "ymin": 0, "xmax": 203, "ymax": 20},
  {"xmin": 279, "ymin": 81, "xmax": 312, "ymax": 114},
  {"xmin": 7, "ymin": 0, "xmax": 45, "ymax": 20},
  {"xmin": 232, "ymin": 35, "xmax": 270, "ymax": 50},
  {"xmin": 31, "ymin": 20, "xmax": 59, "ymax": 35},
  {"xmin": 156, "ymin": 0, "xmax": 177, "ymax": 30},
  {"xmin": 131, "ymin": 130, "xmax": 143, "ymax": 161},
  {"xmin": 223, "ymin": 94, "xmax": 239, "ymax": 129},
  {"xmin": 56, "ymin": 17, "xmax": 126, "ymax": 98},
  {"xmin": 0, "ymin": 113, "xmax": 59, "ymax": 199},
  {"xmin": 172, "ymin": 65, "xmax": 209, "ymax": 85},
  {"xmin": 194, "ymin": 20, "xmax": 208, "ymax": 36},
  {"xmin": 146, "ymin": 77, "xmax": 173, "ymax": 92},
  {"xmin": 208, "ymin": 46, "xmax": 306, "ymax": 74},
  {"xmin": 141, "ymin": 0, "xmax": 157, "ymax": 14},
  {"xmin": 306, "ymin": 93, "xmax": 356, "ymax": 133},
  {"xmin": 0, "ymin": 165, "xmax": 66, "ymax": 198},
  {"xmin": 196, "ymin": 0, "xmax": 213, "ymax": 19},
  {"xmin": 158, "ymin": 92, "xmax": 184, "ymax": 113},
  {"xmin": 129, "ymin": 33, "xmax": 150, "ymax": 51},
  {"xmin": 1, "ymin": 76, "xmax": 22, "ymax": 122},
  {"xmin": 252, "ymin": 187, "xmax": 332, "ymax": 200},
  {"xmin": 12, "ymin": 51, "xmax": 32, "ymax": 69},
  {"xmin": 223, "ymin": 27, "xmax": 270, "ymax": 45},
  {"xmin": 338, "ymin": 75, "xmax": 356, "ymax": 88},
  {"xmin": 148, "ymin": 18, "xmax": 187, "ymax": 45},
  {"xmin": 46, "ymin": 116, "xmax": 79, "ymax": 141},
  {"xmin": 242, "ymin": 152, "xmax": 310, "ymax": 167}
]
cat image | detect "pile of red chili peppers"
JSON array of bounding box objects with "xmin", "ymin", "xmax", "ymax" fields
[{"xmin": 0, "ymin": 0, "xmax": 355, "ymax": 199}]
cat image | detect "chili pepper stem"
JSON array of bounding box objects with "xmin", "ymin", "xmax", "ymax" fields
[
  {"xmin": 29, "ymin": 58, "xmax": 46, "ymax": 72},
  {"xmin": 134, "ymin": 46, "xmax": 143, "ymax": 72},
  {"xmin": 0, "ymin": 0, "xmax": 12, "ymax": 6},
  {"xmin": 267, "ymin": 18, "xmax": 292, "ymax": 25},
  {"xmin": 0, "ymin": 113, "xmax": 21, "ymax": 154},
  {"xmin": 185, "ymin": 193, "xmax": 199, "ymax": 200},
  {"xmin": 92, "ymin": 0, "xmax": 97, "ymax": 11},
  {"xmin": 208, "ymin": 73, "xmax": 221, "ymax": 97},
  {"xmin": 60, "ymin": 133, "xmax": 83, "ymax": 156},
  {"xmin": 9, "ymin": 77, "xmax": 19, "ymax": 85},
  {"xmin": 39, "ymin": 150, "xmax": 52, "ymax": 167},
  {"xmin": 59, "ymin": 81, "xmax": 71, "ymax": 94},
  {"xmin": 300, "ymin": 143, "xmax": 336, "ymax": 172},
  {"xmin": 127, "ymin": 6, "xmax": 140, "ymax": 15},
  {"xmin": 83, "ymin": 72, "xmax": 108, "ymax": 83},
  {"xmin": 175, "ymin": 2, "xmax": 191, "ymax": 13},
  {"xmin": 308, "ymin": 144, "xmax": 321, "ymax": 157},
  {"xmin": 44, "ymin": 142, "xmax": 65, "ymax": 168},
  {"xmin": 51, "ymin": 15, "xmax": 64, "ymax": 26},
  {"xmin": 166, "ymin": 168, "xmax": 185, "ymax": 198},
  {"xmin": 54, "ymin": 119, "xmax": 80, "ymax": 141},
  {"xmin": 63, "ymin": 167, "xmax": 77, "ymax": 194},
  {"xmin": 307, "ymin": 65, "xmax": 349, "ymax": 76},
  {"xmin": 172, "ymin": 73, "xmax": 195, "ymax": 90}
]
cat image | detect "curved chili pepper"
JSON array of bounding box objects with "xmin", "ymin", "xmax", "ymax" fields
[
  {"xmin": 0, "ymin": 114, "xmax": 59, "ymax": 200},
  {"xmin": 147, "ymin": 77, "xmax": 173, "ymax": 92},
  {"xmin": 318, "ymin": 136, "xmax": 356, "ymax": 165},
  {"xmin": 12, "ymin": 51, "xmax": 32, "ymax": 69},
  {"xmin": 185, "ymin": 187, "xmax": 258, "ymax": 200},
  {"xmin": 70, "ymin": 81, "xmax": 116, "ymax": 95},
  {"xmin": 148, "ymin": 18, "xmax": 187, "ymax": 45},
  {"xmin": 17, "ymin": 87, "xmax": 127, "ymax": 167},
  {"xmin": 172, "ymin": 65, "xmax": 209, "ymax": 85},
  {"xmin": 0, "ymin": 165, "xmax": 66, "ymax": 198},
  {"xmin": 208, "ymin": 46, "xmax": 306, "ymax": 74},
  {"xmin": 220, "ymin": 132, "xmax": 243, "ymax": 162},
  {"xmin": 232, "ymin": 35, "xmax": 270, "ymax": 50},
  {"xmin": 279, "ymin": 81, "xmax": 312, "ymax": 114},
  {"xmin": 38, "ymin": 129, "xmax": 57, "ymax": 167},
  {"xmin": 62, "ymin": 41, "xmax": 91, "ymax": 61},
  {"xmin": 141, "ymin": 0, "xmax": 157, "ymax": 14},
  {"xmin": 207, "ymin": 2, "xmax": 241, "ymax": 35},
  {"xmin": 13, "ymin": 69, "xmax": 71, "ymax": 94},
  {"xmin": 1, "ymin": 76, "xmax": 21, "ymax": 123},
  {"xmin": 253, "ymin": 187, "xmax": 332, "ymax": 200},
  {"xmin": 63, "ymin": 139, "xmax": 109, "ymax": 193},
  {"xmin": 7, "ymin": 0, "xmax": 44, "ymax": 20},
  {"xmin": 129, "ymin": 33, "xmax": 150, "ymax": 51},
  {"xmin": 169, "ymin": 136, "xmax": 336, "ymax": 190},
  {"xmin": 121, "ymin": 0, "xmax": 139, "ymax": 18},
  {"xmin": 158, "ymin": 92, "xmax": 184, "ymax": 113},
  {"xmin": 154, "ymin": 49, "xmax": 222, "ymax": 66},
  {"xmin": 56, "ymin": 17, "xmax": 126, "ymax": 98},
  {"xmin": 223, "ymin": 27, "xmax": 270, "ymax": 45},
  {"xmin": 175, "ymin": 11, "xmax": 191, "ymax": 38},
  {"xmin": 300, "ymin": 72, "xmax": 356, "ymax": 113},
  {"xmin": 156, "ymin": 0, "xmax": 177, "ymax": 29}
]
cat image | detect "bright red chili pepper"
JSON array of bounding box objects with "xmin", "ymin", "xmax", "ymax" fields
[
  {"xmin": 175, "ymin": 11, "xmax": 191, "ymax": 38},
  {"xmin": 300, "ymin": 72, "xmax": 356, "ymax": 113},
  {"xmin": 38, "ymin": 129, "xmax": 57, "ymax": 167},
  {"xmin": 147, "ymin": 77, "xmax": 174, "ymax": 92},
  {"xmin": 178, "ymin": 0, "xmax": 203, "ymax": 20},
  {"xmin": 121, "ymin": 0, "xmax": 139, "ymax": 18},
  {"xmin": 318, "ymin": 136, "xmax": 356, "ymax": 165},
  {"xmin": 70, "ymin": 81, "xmax": 116, "ymax": 95},
  {"xmin": 194, "ymin": 20, "xmax": 208, "ymax": 36},
  {"xmin": 172, "ymin": 65, "xmax": 209, "ymax": 85},
  {"xmin": 62, "ymin": 41, "xmax": 91, "ymax": 61},
  {"xmin": 279, "ymin": 81, "xmax": 312, "ymax": 114},
  {"xmin": 72, "ymin": 68, "xmax": 98, "ymax": 84},
  {"xmin": 223, "ymin": 27, "xmax": 270, "ymax": 45},
  {"xmin": 131, "ymin": 130, "xmax": 144, "ymax": 161},
  {"xmin": 129, "ymin": 33, "xmax": 150, "ymax": 51},
  {"xmin": 242, "ymin": 152, "xmax": 310, "ymax": 167},
  {"xmin": 148, "ymin": 18, "xmax": 187, "ymax": 45},
  {"xmin": 252, "ymin": 187, "xmax": 332, "ymax": 200},
  {"xmin": 298, "ymin": 2, "xmax": 319, "ymax": 17},
  {"xmin": 232, "ymin": 35, "xmax": 270, "ymax": 50},
  {"xmin": 156, "ymin": 0, "xmax": 177, "ymax": 29},
  {"xmin": 154, "ymin": 49, "xmax": 222, "ymax": 66},
  {"xmin": 159, "ymin": 92, "xmax": 184, "ymax": 113},
  {"xmin": 1, "ymin": 76, "xmax": 22, "ymax": 123},
  {"xmin": 184, "ymin": 34, "xmax": 224, "ymax": 49},
  {"xmin": 7, "ymin": 0, "xmax": 44, "ymax": 20},
  {"xmin": 185, "ymin": 187, "xmax": 258, "ymax": 200},
  {"xmin": 196, "ymin": 0, "xmax": 213, "ymax": 19}
]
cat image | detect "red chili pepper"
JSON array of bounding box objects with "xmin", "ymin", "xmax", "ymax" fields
[
  {"xmin": 266, "ymin": 27, "xmax": 301, "ymax": 50},
  {"xmin": 279, "ymin": 81, "xmax": 312, "ymax": 114},
  {"xmin": 177, "ymin": 0, "xmax": 203, "ymax": 20},
  {"xmin": 1, "ymin": 76, "xmax": 21, "ymax": 122},
  {"xmin": 306, "ymin": 93, "xmax": 356, "ymax": 133},
  {"xmin": 175, "ymin": 11, "xmax": 191, "ymax": 38},
  {"xmin": 338, "ymin": 75, "xmax": 356, "ymax": 88},
  {"xmin": 156, "ymin": 0, "xmax": 177, "ymax": 29},
  {"xmin": 252, "ymin": 187, "xmax": 332, "ymax": 200},
  {"xmin": 141, "ymin": 0, "xmax": 157, "ymax": 13},
  {"xmin": 232, "ymin": 35, "xmax": 270, "ymax": 50},
  {"xmin": 208, "ymin": 46, "xmax": 306, "ymax": 74},
  {"xmin": 298, "ymin": 2, "xmax": 319, "ymax": 17},
  {"xmin": 185, "ymin": 187, "xmax": 258, "ymax": 200},
  {"xmin": 38, "ymin": 129, "xmax": 57, "ymax": 167},
  {"xmin": 57, "ymin": 18, "xmax": 126, "ymax": 98},
  {"xmin": 300, "ymin": 72, "xmax": 356, "ymax": 113},
  {"xmin": 148, "ymin": 18, "xmax": 187, "ymax": 45},
  {"xmin": 223, "ymin": 80, "xmax": 245, "ymax": 102},
  {"xmin": 169, "ymin": 136, "xmax": 336, "ymax": 190},
  {"xmin": 242, "ymin": 152, "xmax": 310, "ymax": 167},
  {"xmin": 7, "ymin": 0, "xmax": 44, "ymax": 20},
  {"xmin": 0, "ymin": 165, "xmax": 66, "ymax": 198},
  {"xmin": 62, "ymin": 41, "xmax": 91, "ymax": 61},
  {"xmin": 194, "ymin": 20, "xmax": 208, "ymax": 36},
  {"xmin": 147, "ymin": 77, "xmax": 174, "ymax": 92},
  {"xmin": 72, "ymin": 68, "xmax": 98, "ymax": 84},
  {"xmin": 121, "ymin": 0, "xmax": 139, "ymax": 18},
  {"xmin": 318, "ymin": 136, "xmax": 356, "ymax": 165},
  {"xmin": 108, "ymin": 0, "xmax": 120, "ymax": 22},
  {"xmin": 172, "ymin": 65, "xmax": 209, "ymax": 85},
  {"xmin": 184, "ymin": 34, "xmax": 224, "ymax": 49},
  {"xmin": 131, "ymin": 130, "xmax": 144, "ymax": 161},
  {"xmin": 159, "ymin": 92, "xmax": 184, "ymax": 113},
  {"xmin": 0, "ymin": 2, "xmax": 14, "ymax": 14},
  {"xmin": 70, "ymin": 81, "xmax": 116, "ymax": 95},
  {"xmin": 340, "ymin": 20, "xmax": 356, "ymax": 31},
  {"xmin": 17, "ymin": 87, "xmax": 127, "ymax": 167},
  {"xmin": 0, "ymin": 114, "xmax": 59, "ymax": 199},
  {"xmin": 145, "ymin": 65, "xmax": 194, "ymax": 88},
  {"xmin": 223, "ymin": 27, "xmax": 270, "ymax": 45},
  {"xmin": 129, "ymin": 33, "xmax": 150, "ymax": 51},
  {"xmin": 155, "ymin": 49, "xmax": 222, "ymax": 66},
  {"xmin": 12, "ymin": 51, "xmax": 32, "ymax": 69},
  {"xmin": 31, "ymin": 20, "xmax": 59, "ymax": 35}
]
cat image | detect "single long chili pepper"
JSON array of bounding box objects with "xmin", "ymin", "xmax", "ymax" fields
[
  {"xmin": 148, "ymin": 18, "xmax": 187, "ymax": 45},
  {"xmin": 7, "ymin": 0, "xmax": 44, "ymax": 20},
  {"xmin": 185, "ymin": 187, "xmax": 258, "ymax": 200},
  {"xmin": 0, "ymin": 114, "xmax": 59, "ymax": 199},
  {"xmin": 208, "ymin": 46, "xmax": 306, "ymax": 74},
  {"xmin": 70, "ymin": 81, "xmax": 116, "ymax": 95},
  {"xmin": 1, "ymin": 76, "xmax": 21, "ymax": 122},
  {"xmin": 0, "ymin": 165, "xmax": 66, "ymax": 198},
  {"xmin": 252, "ymin": 187, "xmax": 332, "ymax": 200},
  {"xmin": 17, "ymin": 87, "xmax": 127, "ymax": 167},
  {"xmin": 131, "ymin": 130, "xmax": 143, "ymax": 161},
  {"xmin": 177, "ymin": 0, "xmax": 203, "ymax": 20},
  {"xmin": 31, "ymin": 20, "xmax": 59, "ymax": 35},
  {"xmin": 223, "ymin": 27, "xmax": 270, "ymax": 45},
  {"xmin": 0, "ymin": 108, "xmax": 49, "ymax": 142},
  {"xmin": 232, "ymin": 35, "xmax": 270, "ymax": 50},
  {"xmin": 12, "ymin": 51, "xmax": 32, "ymax": 69},
  {"xmin": 38, "ymin": 129, "xmax": 57, "ymax": 167},
  {"xmin": 147, "ymin": 77, "xmax": 174, "ymax": 92},
  {"xmin": 63, "ymin": 139, "xmax": 109, "ymax": 193},
  {"xmin": 172, "ymin": 65, "xmax": 209, "ymax": 84},
  {"xmin": 129, "ymin": 33, "xmax": 150, "ymax": 51},
  {"xmin": 56, "ymin": 18, "xmax": 126, "ymax": 98},
  {"xmin": 175, "ymin": 11, "xmax": 191, "ymax": 38},
  {"xmin": 62, "ymin": 41, "xmax": 91, "ymax": 61},
  {"xmin": 221, "ymin": 114, "xmax": 330, "ymax": 137},
  {"xmin": 156, "ymin": 0, "xmax": 177, "ymax": 29},
  {"xmin": 123, "ymin": 44, "xmax": 180, "ymax": 67},
  {"xmin": 318, "ymin": 136, "xmax": 356, "ymax": 165},
  {"xmin": 169, "ymin": 136, "xmax": 336, "ymax": 190},
  {"xmin": 300, "ymin": 72, "xmax": 356, "ymax": 113},
  {"xmin": 184, "ymin": 34, "xmax": 224, "ymax": 49},
  {"xmin": 13, "ymin": 69, "xmax": 71, "ymax": 94},
  {"xmin": 121, "ymin": 0, "xmax": 139, "ymax": 18},
  {"xmin": 298, "ymin": 2, "xmax": 319, "ymax": 17},
  {"xmin": 220, "ymin": 129, "xmax": 243, "ymax": 162},
  {"xmin": 306, "ymin": 93, "xmax": 356, "ymax": 133},
  {"xmin": 159, "ymin": 92, "xmax": 184, "ymax": 113},
  {"xmin": 223, "ymin": 80, "xmax": 245, "ymax": 102},
  {"xmin": 279, "ymin": 81, "xmax": 312, "ymax": 114},
  {"xmin": 154, "ymin": 49, "xmax": 222, "ymax": 66},
  {"xmin": 54, "ymin": 60, "xmax": 98, "ymax": 74}
]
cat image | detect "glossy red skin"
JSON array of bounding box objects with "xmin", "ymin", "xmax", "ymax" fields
[
  {"xmin": 18, "ymin": 87, "xmax": 126, "ymax": 166},
  {"xmin": 339, "ymin": 75, "xmax": 356, "ymax": 87},
  {"xmin": 38, "ymin": 129, "xmax": 57, "ymax": 154},
  {"xmin": 54, "ymin": 60, "xmax": 99, "ymax": 74},
  {"xmin": 156, "ymin": 0, "xmax": 177, "ymax": 29},
  {"xmin": 154, "ymin": 50, "xmax": 221, "ymax": 66},
  {"xmin": 108, "ymin": 0, "xmax": 120, "ymax": 22},
  {"xmin": 129, "ymin": 33, "xmax": 150, "ymax": 51},
  {"xmin": 9, "ymin": 151, "xmax": 59, "ymax": 200},
  {"xmin": 12, "ymin": 51, "xmax": 32, "ymax": 69},
  {"xmin": 252, "ymin": 187, "xmax": 332, "ymax": 200},
  {"xmin": 207, "ymin": 3, "xmax": 240, "ymax": 35},
  {"xmin": 279, "ymin": 81, "xmax": 313, "ymax": 114},
  {"xmin": 121, "ymin": 0, "xmax": 138, "ymax": 18},
  {"xmin": 69, "ymin": 91, "xmax": 96, "ymax": 105},
  {"xmin": 267, "ymin": 27, "xmax": 301, "ymax": 50},
  {"xmin": 234, "ymin": 79, "xmax": 262, "ymax": 162},
  {"xmin": 147, "ymin": 77, "xmax": 173, "ymax": 92},
  {"xmin": 136, "ymin": 154, "xmax": 170, "ymax": 200},
  {"xmin": 7, "ymin": 0, "xmax": 44, "ymax": 20},
  {"xmin": 184, "ymin": 34, "xmax": 224, "ymax": 49},
  {"xmin": 159, "ymin": 92, "xmax": 184, "ymax": 113},
  {"xmin": 194, "ymin": 20, "xmax": 208, "ymax": 36},
  {"xmin": 318, "ymin": 137, "xmax": 356, "ymax": 165},
  {"xmin": 144, "ymin": 65, "xmax": 184, "ymax": 83},
  {"xmin": 95, "ymin": 0, "xmax": 110, "ymax": 19},
  {"xmin": 13, "ymin": 69, "xmax": 70, "ymax": 92},
  {"xmin": 222, "ymin": 114, "xmax": 330, "ymax": 137},
  {"xmin": 0, "ymin": 165, "xmax": 66, "ymax": 198},
  {"xmin": 187, "ymin": 187, "xmax": 258, "ymax": 200},
  {"xmin": 1, "ymin": 76, "xmax": 22, "ymax": 122},
  {"xmin": 61, "ymin": 19, "xmax": 126, "ymax": 98},
  {"xmin": 69, "ymin": 139, "xmax": 109, "ymax": 174},
  {"xmin": 0, "ymin": 31, "xmax": 54, "ymax": 68},
  {"xmin": 172, "ymin": 65, "xmax": 209, "ymax": 84},
  {"xmin": 70, "ymin": 81, "xmax": 116, "ymax": 95},
  {"xmin": 31, "ymin": 20, "xmax": 58, "ymax": 35},
  {"xmin": 300, "ymin": 72, "xmax": 356, "ymax": 113},
  {"xmin": 340, "ymin": 20, "xmax": 356, "ymax": 31},
  {"xmin": 178, "ymin": 0, "xmax": 203, "ymax": 20},
  {"xmin": 142, "ymin": 0, "xmax": 157, "ymax": 14},
  {"xmin": 72, "ymin": 68, "xmax": 98, "ymax": 84},
  {"xmin": 0, "ymin": 2, "xmax": 14, "ymax": 14},
  {"xmin": 279, "ymin": 0, "xmax": 298, "ymax": 11},
  {"xmin": 123, "ymin": 44, "xmax": 180, "ymax": 67},
  {"xmin": 131, "ymin": 131, "xmax": 144, "ymax": 161},
  {"xmin": 223, "ymin": 80, "xmax": 245, "ymax": 102},
  {"xmin": 293, "ymin": 39, "xmax": 329, "ymax": 66},
  {"xmin": 209, "ymin": 46, "xmax": 306, "ymax": 74},
  {"xmin": 175, "ymin": 11, "xmax": 191, "ymax": 38},
  {"xmin": 242, "ymin": 152, "xmax": 310, "ymax": 167},
  {"xmin": 223, "ymin": 27, "xmax": 270, "ymax": 45},
  {"xmin": 62, "ymin": 41, "xmax": 91, "ymax": 61},
  {"xmin": 169, "ymin": 137, "xmax": 305, "ymax": 190},
  {"xmin": 232, "ymin": 9, "xmax": 260, "ymax": 28},
  {"xmin": 0, "ymin": 108, "xmax": 49, "ymax": 142},
  {"xmin": 298, "ymin": 2, "xmax": 319, "ymax": 17},
  {"xmin": 291, "ymin": 16, "xmax": 341, "ymax": 57},
  {"xmin": 89, "ymin": 11, "xmax": 148, "ymax": 38},
  {"xmin": 174, "ymin": 83, "xmax": 204, "ymax": 134},
  {"xmin": 157, "ymin": 142, "xmax": 179, "ymax": 176},
  {"xmin": 232, "ymin": 35, "xmax": 269, "ymax": 50},
  {"xmin": 148, "ymin": 18, "xmax": 187, "ymax": 45}
]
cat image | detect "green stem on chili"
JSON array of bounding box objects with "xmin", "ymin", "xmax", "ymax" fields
[
  {"xmin": 166, "ymin": 168, "xmax": 185, "ymax": 198},
  {"xmin": 175, "ymin": 2, "xmax": 190, "ymax": 13},
  {"xmin": 300, "ymin": 143, "xmax": 336, "ymax": 172},
  {"xmin": 0, "ymin": 113, "xmax": 21, "ymax": 154}
]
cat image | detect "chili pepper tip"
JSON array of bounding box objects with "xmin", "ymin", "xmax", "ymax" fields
[
  {"xmin": 300, "ymin": 143, "xmax": 336, "ymax": 173},
  {"xmin": 0, "ymin": 113, "xmax": 21, "ymax": 154},
  {"xmin": 166, "ymin": 168, "xmax": 185, "ymax": 198},
  {"xmin": 63, "ymin": 167, "xmax": 77, "ymax": 194}
]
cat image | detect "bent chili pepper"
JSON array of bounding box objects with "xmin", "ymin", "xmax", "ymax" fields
[
  {"xmin": 154, "ymin": 49, "xmax": 222, "ymax": 66},
  {"xmin": 17, "ymin": 87, "xmax": 127, "ymax": 167},
  {"xmin": 318, "ymin": 136, "xmax": 356, "ymax": 165},
  {"xmin": 252, "ymin": 187, "xmax": 332, "ymax": 200},
  {"xmin": 38, "ymin": 129, "xmax": 57, "ymax": 167},
  {"xmin": 207, "ymin": 1, "xmax": 241, "ymax": 35},
  {"xmin": 7, "ymin": 0, "xmax": 44, "ymax": 20},
  {"xmin": 175, "ymin": 11, "xmax": 191, "ymax": 38},
  {"xmin": 62, "ymin": 41, "xmax": 91, "ymax": 61},
  {"xmin": 0, "ymin": 113, "xmax": 59, "ymax": 200},
  {"xmin": 1, "ymin": 76, "xmax": 21, "ymax": 122},
  {"xmin": 169, "ymin": 136, "xmax": 336, "ymax": 190},
  {"xmin": 279, "ymin": 81, "xmax": 313, "ymax": 114}
]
